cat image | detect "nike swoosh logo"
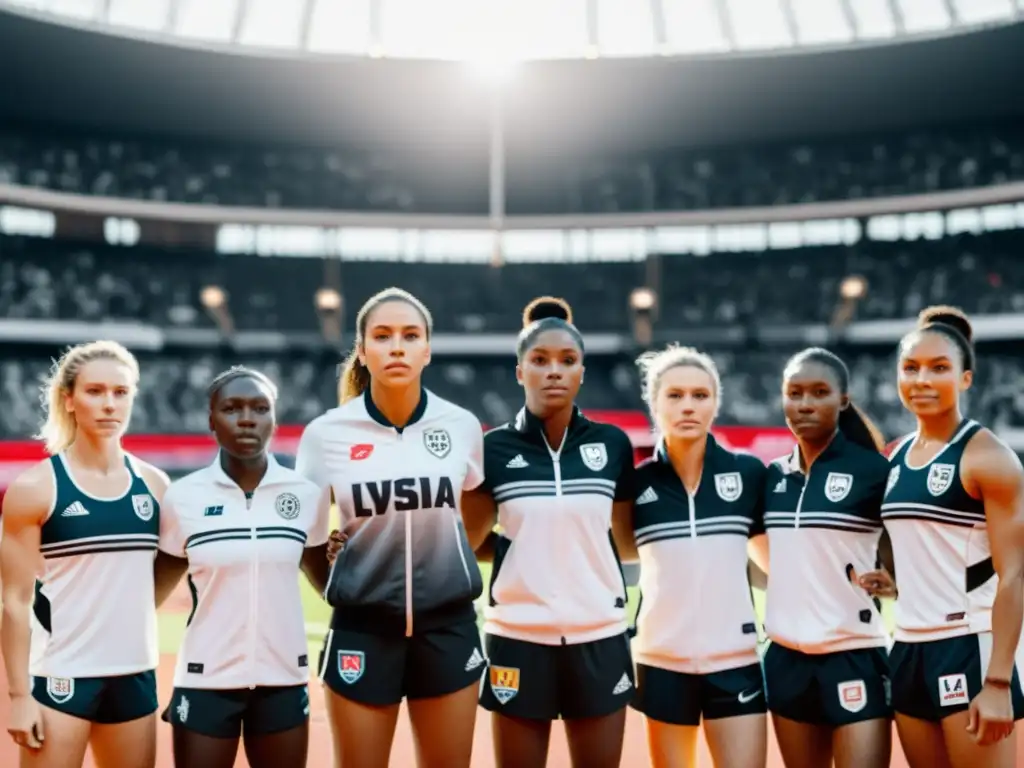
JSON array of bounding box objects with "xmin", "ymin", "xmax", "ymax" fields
[{"xmin": 738, "ymin": 689, "xmax": 762, "ymax": 704}]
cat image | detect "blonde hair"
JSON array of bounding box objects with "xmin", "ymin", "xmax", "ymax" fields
[
  {"xmin": 338, "ymin": 288, "xmax": 433, "ymax": 405},
  {"xmin": 36, "ymin": 340, "xmax": 140, "ymax": 455},
  {"xmin": 635, "ymin": 344, "xmax": 722, "ymax": 419}
]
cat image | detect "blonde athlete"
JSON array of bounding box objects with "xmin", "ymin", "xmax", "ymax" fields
[{"xmin": 1, "ymin": 341, "xmax": 168, "ymax": 768}]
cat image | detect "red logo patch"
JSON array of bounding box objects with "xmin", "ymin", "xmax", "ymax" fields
[{"xmin": 350, "ymin": 444, "xmax": 374, "ymax": 461}]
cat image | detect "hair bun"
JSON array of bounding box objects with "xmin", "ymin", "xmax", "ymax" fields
[
  {"xmin": 917, "ymin": 305, "xmax": 973, "ymax": 344},
  {"xmin": 522, "ymin": 296, "xmax": 573, "ymax": 328}
]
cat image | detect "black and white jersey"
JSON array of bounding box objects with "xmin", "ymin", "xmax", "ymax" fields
[
  {"xmin": 295, "ymin": 388, "xmax": 485, "ymax": 636},
  {"xmin": 480, "ymin": 407, "xmax": 636, "ymax": 646},
  {"xmin": 882, "ymin": 420, "xmax": 993, "ymax": 642},
  {"xmin": 631, "ymin": 435, "xmax": 767, "ymax": 675},
  {"xmin": 763, "ymin": 432, "xmax": 891, "ymax": 654}
]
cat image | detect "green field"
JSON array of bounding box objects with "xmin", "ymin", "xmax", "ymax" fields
[{"xmin": 157, "ymin": 560, "xmax": 895, "ymax": 658}]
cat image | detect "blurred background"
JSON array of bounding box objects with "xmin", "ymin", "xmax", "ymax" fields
[{"xmin": 1, "ymin": 0, "xmax": 1024, "ymax": 489}]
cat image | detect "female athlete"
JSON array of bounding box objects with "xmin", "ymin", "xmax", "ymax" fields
[
  {"xmin": 628, "ymin": 345, "xmax": 768, "ymax": 768},
  {"xmin": 752, "ymin": 347, "xmax": 893, "ymax": 768},
  {"xmin": 156, "ymin": 367, "xmax": 331, "ymax": 768},
  {"xmin": 884, "ymin": 306, "xmax": 1024, "ymax": 768},
  {"xmin": 462, "ymin": 297, "xmax": 637, "ymax": 768},
  {"xmin": 1, "ymin": 341, "xmax": 168, "ymax": 768},
  {"xmin": 296, "ymin": 287, "xmax": 487, "ymax": 768}
]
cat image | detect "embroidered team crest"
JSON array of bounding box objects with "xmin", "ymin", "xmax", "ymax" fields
[
  {"xmin": 337, "ymin": 651, "xmax": 365, "ymax": 684},
  {"xmin": 423, "ymin": 428, "xmax": 452, "ymax": 459},
  {"xmin": 714, "ymin": 472, "xmax": 743, "ymax": 502},
  {"xmin": 46, "ymin": 677, "xmax": 74, "ymax": 704},
  {"xmin": 489, "ymin": 665, "xmax": 521, "ymax": 705},
  {"xmin": 131, "ymin": 494, "xmax": 154, "ymax": 522},
  {"xmin": 885, "ymin": 466, "xmax": 900, "ymax": 496},
  {"xmin": 579, "ymin": 443, "xmax": 608, "ymax": 472},
  {"xmin": 927, "ymin": 463, "xmax": 956, "ymax": 496},
  {"xmin": 824, "ymin": 472, "xmax": 853, "ymax": 503},
  {"xmin": 275, "ymin": 492, "xmax": 301, "ymax": 520},
  {"xmin": 837, "ymin": 679, "xmax": 867, "ymax": 713}
]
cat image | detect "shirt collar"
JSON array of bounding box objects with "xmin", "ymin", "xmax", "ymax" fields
[
  {"xmin": 786, "ymin": 429, "xmax": 848, "ymax": 473},
  {"xmin": 363, "ymin": 387, "xmax": 429, "ymax": 434},
  {"xmin": 207, "ymin": 451, "xmax": 291, "ymax": 488},
  {"xmin": 512, "ymin": 405, "xmax": 585, "ymax": 438},
  {"xmin": 654, "ymin": 432, "xmax": 726, "ymax": 470}
]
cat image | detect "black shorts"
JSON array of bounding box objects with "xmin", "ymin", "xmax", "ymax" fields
[
  {"xmin": 479, "ymin": 632, "xmax": 634, "ymax": 721},
  {"xmin": 763, "ymin": 643, "xmax": 892, "ymax": 726},
  {"xmin": 632, "ymin": 662, "xmax": 767, "ymax": 726},
  {"xmin": 32, "ymin": 670, "xmax": 158, "ymax": 724},
  {"xmin": 161, "ymin": 685, "xmax": 309, "ymax": 739},
  {"xmin": 890, "ymin": 634, "xmax": 1024, "ymax": 722},
  {"xmin": 319, "ymin": 620, "xmax": 484, "ymax": 706}
]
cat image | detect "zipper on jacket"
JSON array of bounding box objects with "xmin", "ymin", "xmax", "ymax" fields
[
  {"xmin": 686, "ymin": 492, "xmax": 697, "ymax": 538},
  {"xmin": 794, "ymin": 473, "xmax": 809, "ymax": 530},
  {"xmin": 246, "ymin": 490, "xmax": 258, "ymax": 689},
  {"xmin": 541, "ymin": 429, "xmax": 567, "ymax": 496}
]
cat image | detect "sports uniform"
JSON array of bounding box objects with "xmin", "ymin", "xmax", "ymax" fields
[
  {"xmin": 630, "ymin": 435, "xmax": 768, "ymax": 726},
  {"xmin": 297, "ymin": 388, "xmax": 487, "ymax": 706},
  {"xmin": 30, "ymin": 454, "xmax": 160, "ymax": 723},
  {"xmin": 882, "ymin": 420, "xmax": 1024, "ymax": 721},
  {"xmin": 761, "ymin": 433, "xmax": 892, "ymax": 726},
  {"xmin": 478, "ymin": 406, "xmax": 636, "ymax": 720},
  {"xmin": 158, "ymin": 455, "xmax": 330, "ymax": 738}
]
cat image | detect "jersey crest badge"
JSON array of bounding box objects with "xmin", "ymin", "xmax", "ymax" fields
[
  {"xmin": 927, "ymin": 463, "xmax": 956, "ymax": 496},
  {"xmin": 489, "ymin": 665, "xmax": 520, "ymax": 705},
  {"xmin": 337, "ymin": 651, "xmax": 365, "ymax": 684},
  {"xmin": 46, "ymin": 677, "xmax": 74, "ymax": 704},
  {"xmin": 275, "ymin": 492, "xmax": 301, "ymax": 520},
  {"xmin": 132, "ymin": 494, "xmax": 154, "ymax": 522},
  {"xmin": 580, "ymin": 443, "xmax": 608, "ymax": 472},
  {"xmin": 714, "ymin": 472, "xmax": 743, "ymax": 502},
  {"xmin": 423, "ymin": 428, "xmax": 452, "ymax": 459},
  {"xmin": 885, "ymin": 466, "xmax": 900, "ymax": 497},
  {"xmin": 824, "ymin": 472, "xmax": 853, "ymax": 503},
  {"xmin": 837, "ymin": 679, "xmax": 866, "ymax": 713}
]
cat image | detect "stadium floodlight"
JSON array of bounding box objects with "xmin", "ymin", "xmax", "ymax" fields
[
  {"xmin": 315, "ymin": 287, "xmax": 342, "ymax": 312},
  {"xmin": 839, "ymin": 275, "xmax": 868, "ymax": 300},
  {"xmin": 630, "ymin": 287, "xmax": 657, "ymax": 312},
  {"xmin": 200, "ymin": 285, "xmax": 227, "ymax": 310}
]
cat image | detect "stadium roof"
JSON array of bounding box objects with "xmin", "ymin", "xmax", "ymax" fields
[{"xmin": 2, "ymin": 0, "xmax": 1021, "ymax": 61}]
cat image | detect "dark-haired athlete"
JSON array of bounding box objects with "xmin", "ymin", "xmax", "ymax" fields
[
  {"xmin": 462, "ymin": 297, "xmax": 637, "ymax": 768},
  {"xmin": 753, "ymin": 347, "xmax": 893, "ymax": 768},
  {"xmin": 156, "ymin": 367, "xmax": 331, "ymax": 768},
  {"xmin": 884, "ymin": 306, "xmax": 1024, "ymax": 768},
  {"xmin": 297, "ymin": 288, "xmax": 487, "ymax": 768}
]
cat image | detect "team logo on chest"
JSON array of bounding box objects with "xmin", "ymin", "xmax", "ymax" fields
[
  {"xmin": 132, "ymin": 494, "xmax": 154, "ymax": 522},
  {"xmin": 824, "ymin": 472, "xmax": 854, "ymax": 503},
  {"xmin": 714, "ymin": 472, "xmax": 743, "ymax": 502},
  {"xmin": 579, "ymin": 443, "xmax": 608, "ymax": 472},
  {"xmin": 885, "ymin": 466, "xmax": 900, "ymax": 497},
  {"xmin": 927, "ymin": 463, "xmax": 956, "ymax": 496},
  {"xmin": 275, "ymin": 492, "xmax": 301, "ymax": 520},
  {"xmin": 423, "ymin": 428, "xmax": 452, "ymax": 459}
]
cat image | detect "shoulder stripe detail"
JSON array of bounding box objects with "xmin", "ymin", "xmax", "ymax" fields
[
  {"xmin": 635, "ymin": 517, "xmax": 752, "ymax": 545},
  {"xmin": 493, "ymin": 478, "xmax": 617, "ymax": 493},
  {"xmin": 42, "ymin": 538, "xmax": 159, "ymax": 559},
  {"xmin": 493, "ymin": 478, "xmax": 617, "ymax": 503},
  {"xmin": 764, "ymin": 510, "xmax": 881, "ymax": 532},
  {"xmin": 40, "ymin": 533, "xmax": 159, "ymax": 554},
  {"xmin": 881, "ymin": 502, "xmax": 986, "ymax": 527},
  {"xmin": 185, "ymin": 526, "xmax": 308, "ymax": 550}
]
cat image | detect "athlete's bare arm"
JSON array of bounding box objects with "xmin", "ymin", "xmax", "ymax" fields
[
  {"xmin": 610, "ymin": 500, "xmax": 638, "ymax": 562},
  {"xmin": 748, "ymin": 534, "xmax": 769, "ymax": 576},
  {"xmin": 461, "ymin": 488, "xmax": 497, "ymax": 560}
]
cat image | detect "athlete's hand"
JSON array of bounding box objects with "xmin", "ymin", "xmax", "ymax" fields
[
  {"xmin": 967, "ymin": 681, "xmax": 1015, "ymax": 745},
  {"xmin": 847, "ymin": 564, "xmax": 897, "ymax": 598},
  {"xmin": 7, "ymin": 694, "xmax": 44, "ymax": 750},
  {"xmin": 326, "ymin": 530, "xmax": 346, "ymax": 565}
]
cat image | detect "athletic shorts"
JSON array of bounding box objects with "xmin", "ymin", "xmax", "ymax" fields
[
  {"xmin": 479, "ymin": 632, "xmax": 634, "ymax": 721},
  {"xmin": 319, "ymin": 620, "xmax": 484, "ymax": 707},
  {"xmin": 889, "ymin": 633, "xmax": 1024, "ymax": 722},
  {"xmin": 631, "ymin": 662, "xmax": 767, "ymax": 726},
  {"xmin": 32, "ymin": 670, "xmax": 158, "ymax": 724},
  {"xmin": 161, "ymin": 685, "xmax": 309, "ymax": 739},
  {"xmin": 763, "ymin": 643, "xmax": 891, "ymax": 726}
]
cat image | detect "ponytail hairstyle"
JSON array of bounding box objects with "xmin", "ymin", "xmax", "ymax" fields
[
  {"xmin": 900, "ymin": 304, "xmax": 975, "ymax": 373},
  {"xmin": 36, "ymin": 340, "xmax": 140, "ymax": 456},
  {"xmin": 337, "ymin": 288, "xmax": 433, "ymax": 405},
  {"xmin": 784, "ymin": 347, "xmax": 886, "ymax": 453},
  {"xmin": 516, "ymin": 296, "xmax": 584, "ymax": 360},
  {"xmin": 635, "ymin": 344, "xmax": 722, "ymax": 419},
  {"xmin": 207, "ymin": 366, "xmax": 279, "ymax": 405}
]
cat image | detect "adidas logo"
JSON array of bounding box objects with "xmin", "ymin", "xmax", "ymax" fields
[
  {"xmin": 465, "ymin": 647, "xmax": 485, "ymax": 672},
  {"xmin": 773, "ymin": 478, "xmax": 787, "ymax": 493},
  {"xmin": 637, "ymin": 487, "xmax": 658, "ymax": 505},
  {"xmin": 506, "ymin": 454, "xmax": 528, "ymax": 469},
  {"xmin": 612, "ymin": 673, "xmax": 632, "ymax": 695},
  {"xmin": 61, "ymin": 501, "xmax": 89, "ymax": 517}
]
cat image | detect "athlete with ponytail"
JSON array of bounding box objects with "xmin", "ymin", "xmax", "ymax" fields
[
  {"xmin": 461, "ymin": 297, "xmax": 638, "ymax": 768},
  {"xmin": 294, "ymin": 287, "xmax": 487, "ymax": 768},
  {"xmin": 884, "ymin": 306, "xmax": 1024, "ymax": 768},
  {"xmin": 1, "ymin": 341, "xmax": 168, "ymax": 768},
  {"xmin": 752, "ymin": 347, "xmax": 894, "ymax": 768}
]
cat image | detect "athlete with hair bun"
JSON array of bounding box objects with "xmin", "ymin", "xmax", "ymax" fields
[
  {"xmin": 2, "ymin": 341, "xmax": 168, "ymax": 768},
  {"xmin": 462, "ymin": 297, "xmax": 638, "ymax": 768},
  {"xmin": 884, "ymin": 306, "xmax": 1024, "ymax": 768}
]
